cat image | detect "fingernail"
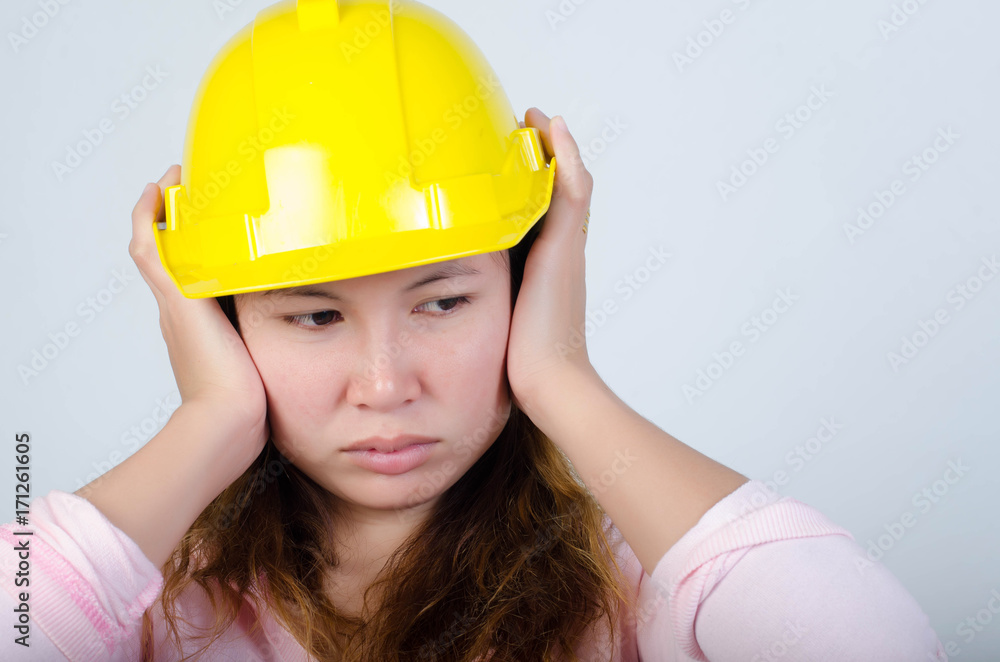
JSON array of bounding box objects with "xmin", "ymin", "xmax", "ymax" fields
[{"xmin": 554, "ymin": 115, "xmax": 568, "ymax": 132}]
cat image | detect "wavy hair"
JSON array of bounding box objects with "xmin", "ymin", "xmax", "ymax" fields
[{"xmin": 140, "ymin": 216, "xmax": 638, "ymax": 660}]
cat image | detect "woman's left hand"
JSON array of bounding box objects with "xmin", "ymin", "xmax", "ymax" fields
[{"xmin": 506, "ymin": 107, "xmax": 599, "ymax": 415}]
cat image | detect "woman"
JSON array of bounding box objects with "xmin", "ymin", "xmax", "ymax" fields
[
  {"xmin": 0, "ymin": 1, "xmax": 946, "ymax": 659},
  {"xmin": 0, "ymin": 110, "xmax": 948, "ymax": 662}
]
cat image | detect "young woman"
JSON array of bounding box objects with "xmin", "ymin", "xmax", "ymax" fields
[
  {"xmin": 0, "ymin": 0, "xmax": 947, "ymax": 659},
  {"xmin": 0, "ymin": 108, "xmax": 947, "ymax": 661}
]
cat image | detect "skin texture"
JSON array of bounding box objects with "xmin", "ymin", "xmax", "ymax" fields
[{"xmin": 234, "ymin": 251, "xmax": 513, "ymax": 586}]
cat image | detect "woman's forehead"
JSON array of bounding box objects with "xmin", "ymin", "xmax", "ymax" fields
[{"xmin": 239, "ymin": 251, "xmax": 508, "ymax": 302}]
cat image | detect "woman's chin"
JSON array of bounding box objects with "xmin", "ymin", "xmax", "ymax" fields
[{"xmin": 324, "ymin": 480, "xmax": 445, "ymax": 518}]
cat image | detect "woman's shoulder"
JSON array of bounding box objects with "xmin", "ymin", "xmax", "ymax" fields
[
  {"xmin": 582, "ymin": 479, "xmax": 857, "ymax": 660},
  {"xmin": 4, "ymin": 488, "xmax": 305, "ymax": 661},
  {"xmin": 129, "ymin": 571, "xmax": 302, "ymax": 661},
  {"xmin": 136, "ymin": 535, "xmax": 313, "ymax": 659}
]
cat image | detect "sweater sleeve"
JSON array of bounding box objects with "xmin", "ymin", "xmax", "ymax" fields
[
  {"xmin": 634, "ymin": 479, "xmax": 949, "ymax": 661},
  {"xmin": 0, "ymin": 489, "xmax": 165, "ymax": 661}
]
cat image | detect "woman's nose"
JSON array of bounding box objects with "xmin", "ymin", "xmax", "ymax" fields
[{"xmin": 345, "ymin": 326, "xmax": 422, "ymax": 411}]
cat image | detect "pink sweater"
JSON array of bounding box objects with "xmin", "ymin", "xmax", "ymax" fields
[{"xmin": 0, "ymin": 479, "xmax": 947, "ymax": 660}]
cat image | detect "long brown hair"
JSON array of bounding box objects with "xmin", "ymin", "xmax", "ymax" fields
[{"xmin": 140, "ymin": 217, "xmax": 638, "ymax": 660}]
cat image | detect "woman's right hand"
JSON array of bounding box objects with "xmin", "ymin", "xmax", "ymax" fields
[{"xmin": 129, "ymin": 165, "xmax": 269, "ymax": 466}]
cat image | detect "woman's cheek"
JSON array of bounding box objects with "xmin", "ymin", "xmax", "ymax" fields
[{"xmin": 454, "ymin": 442, "xmax": 473, "ymax": 460}]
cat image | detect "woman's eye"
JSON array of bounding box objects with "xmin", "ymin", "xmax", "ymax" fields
[
  {"xmin": 416, "ymin": 296, "xmax": 471, "ymax": 315},
  {"xmin": 283, "ymin": 310, "xmax": 341, "ymax": 329},
  {"xmin": 281, "ymin": 297, "xmax": 470, "ymax": 331}
]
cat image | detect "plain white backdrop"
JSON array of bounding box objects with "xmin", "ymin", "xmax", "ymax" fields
[{"xmin": 2, "ymin": 0, "xmax": 998, "ymax": 657}]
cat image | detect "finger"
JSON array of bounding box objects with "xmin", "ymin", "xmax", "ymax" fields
[
  {"xmin": 156, "ymin": 164, "xmax": 181, "ymax": 195},
  {"xmin": 524, "ymin": 107, "xmax": 554, "ymax": 160},
  {"xmin": 129, "ymin": 184, "xmax": 162, "ymax": 275},
  {"xmin": 521, "ymin": 110, "xmax": 593, "ymax": 240},
  {"xmin": 129, "ymin": 165, "xmax": 182, "ymax": 300},
  {"xmin": 548, "ymin": 116, "xmax": 592, "ymax": 204},
  {"xmin": 130, "ymin": 164, "xmax": 179, "ymax": 246}
]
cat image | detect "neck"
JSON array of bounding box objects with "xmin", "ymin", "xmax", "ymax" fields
[{"xmin": 324, "ymin": 494, "xmax": 440, "ymax": 589}]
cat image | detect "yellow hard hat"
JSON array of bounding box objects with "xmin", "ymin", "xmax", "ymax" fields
[{"xmin": 157, "ymin": 0, "xmax": 556, "ymax": 299}]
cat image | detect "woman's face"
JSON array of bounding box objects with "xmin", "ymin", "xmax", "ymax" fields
[{"xmin": 235, "ymin": 251, "xmax": 513, "ymax": 517}]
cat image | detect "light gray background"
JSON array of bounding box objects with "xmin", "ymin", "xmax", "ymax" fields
[{"xmin": 2, "ymin": 0, "xmax": 998, "ymax": 657}]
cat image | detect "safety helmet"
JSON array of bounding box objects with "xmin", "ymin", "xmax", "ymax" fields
[{"xmin": 156, "ymin": 0, "xmax": 556, "ymax": 299}]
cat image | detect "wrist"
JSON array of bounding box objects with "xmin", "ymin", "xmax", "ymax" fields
[
  {"xmin": 167, "ymin": 401, "xmax": 267, "ymax": 496},
  {"xmin": 514, "ymin": 362, "xmax": 607, "ymax": 433},
  {"xmin": 74, "ymin": 400, "xmax": 267, "ymax": 569}
]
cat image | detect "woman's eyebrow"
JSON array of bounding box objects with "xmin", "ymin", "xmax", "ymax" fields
[
  {"xmin": 404, "ymin": 262, "xmax": 482, "ymax": 291},
  {"xmin": 262, "ymin": 263, "xmax": 482, "ymax": 301}
]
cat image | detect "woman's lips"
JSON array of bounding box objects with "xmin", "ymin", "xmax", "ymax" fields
[
  {"xmin": 343, "ymin": 441, "xmax": 437, "ymax": 475},
  {"xmin": 342, "ymin": 435, "xmax": 438, "ymax": 453}
]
